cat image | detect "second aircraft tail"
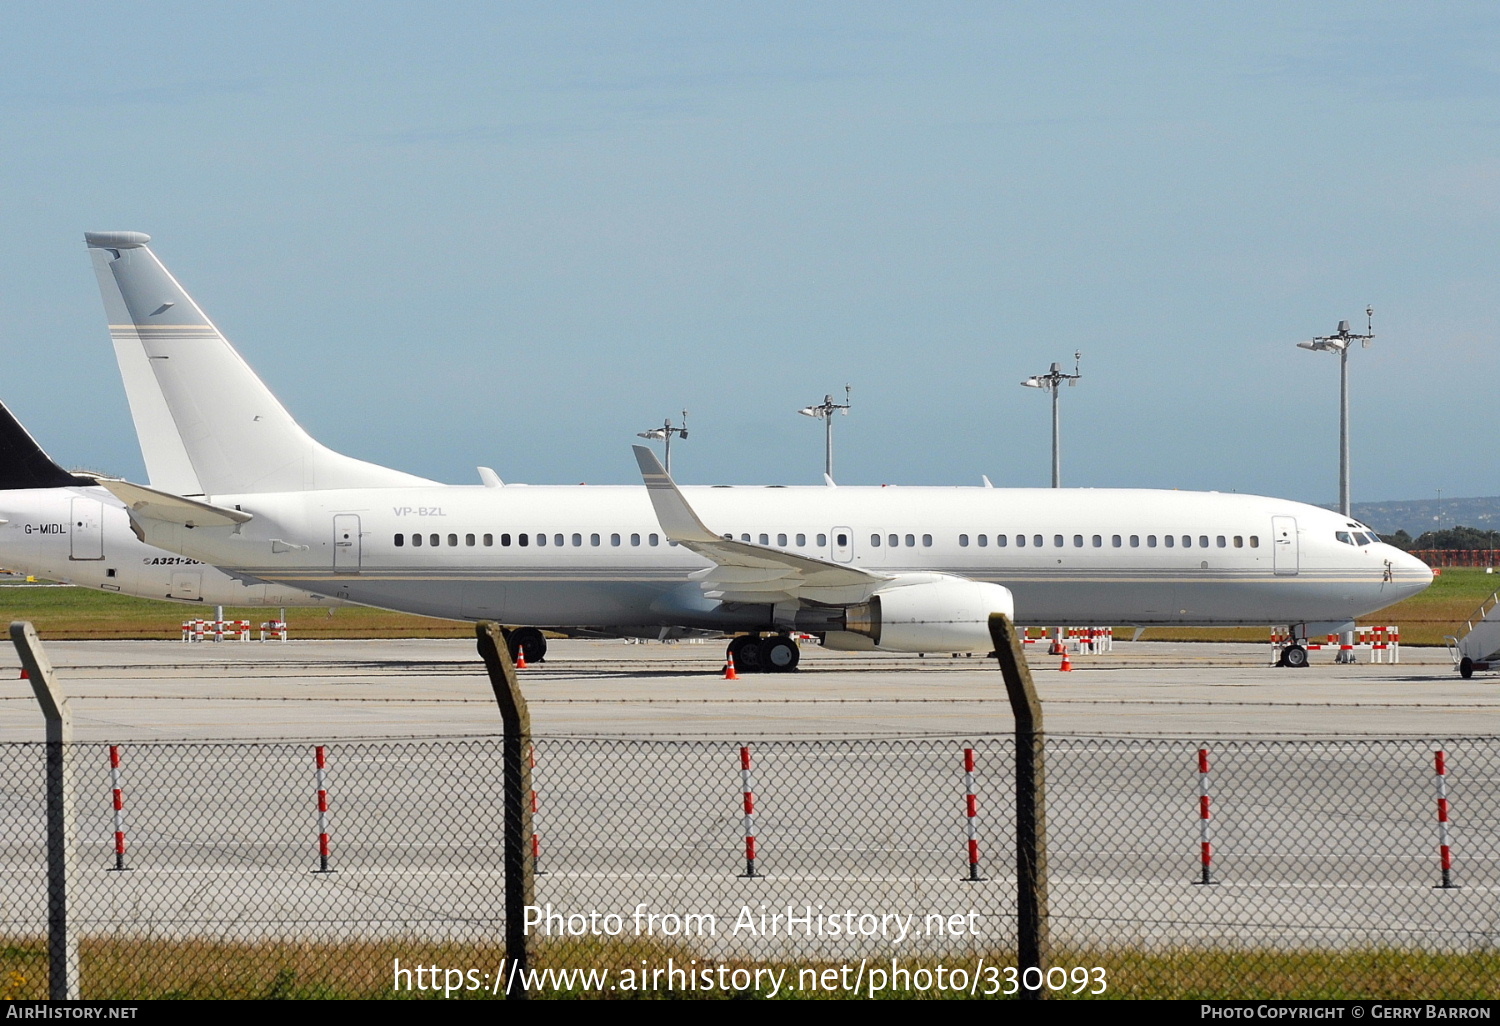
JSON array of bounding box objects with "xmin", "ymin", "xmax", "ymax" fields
[{"xmin": 86, "ymin": 232, "xmax": 434, "ymax": 496}]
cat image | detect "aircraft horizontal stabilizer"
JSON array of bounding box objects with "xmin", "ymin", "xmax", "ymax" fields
[
  {"xmin": 632, "ymin": 445, "xmax": 889, "ymax": 604},
  {"xmin": 97, "ymin": 479, "xmax": 252, "ymax": 529}
]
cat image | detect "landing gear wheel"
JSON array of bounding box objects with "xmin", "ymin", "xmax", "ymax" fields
[
  {"xmin": 1460, "ymin": 657, "xmax": 1474, "ymax": 680},
  {"xmin": 508, "ymin": 626, "xmax": 547, "ymax": 664},
  {"xmin": 759, "ymin": 635, "xmax": 801, "ymax": 673},
  {"xmin": 1280, "ymin": 644, "xmax": 1309, "ymax": 669},
  {"xmin": 727, "ymin": 634, "xmax": 763, "ymax": 674}
]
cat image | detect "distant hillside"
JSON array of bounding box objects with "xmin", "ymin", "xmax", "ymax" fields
[{"xmin": 1336, "ymin": 497, "xmax": 1500, "ymax": 536}]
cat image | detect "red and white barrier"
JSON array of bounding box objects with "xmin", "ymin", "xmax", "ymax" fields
[
  {"xmin": 1020, "ymin": 626, "xmax": 1113, "ymax": 654},
  {"xmin": 1196, "ymin": 747, "xmax": 1213, "ymax": 885},
  {"xmin": 182, "ymin": 618, "xmax": 261, "ymax": 642},
  {"xmin": 1434, "ymin": 749, "xmax": 1455, "ymax": 889},
  {"xmin": 259, "ymin": 620, "xmax": 288, "ymax": 642},
  {"xmin": 109, "ymin": 745, "xmax": 127, "ymax": 872},
  {"xmin": 1270, "ymin": 626, "xmax": 1400, "ymax": 664},
  {"xmin": 315, "ymin": 745, "xmax": 333, "ymax": 873},
  {"xmin": 964, "ymin": 748, "xmax": 983, "ymax": 881},
  {"xmin": 740, "ymin": 745, "xmax": 758, "ymax": 878}
]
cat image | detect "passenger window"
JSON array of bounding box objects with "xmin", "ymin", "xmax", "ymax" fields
[
  {"xmin": 1249, "ymin": 536, "xmax": 1259, "ymax": 548},
  {"xmin": 500, "ymin": 534, "xmax": 511, "ymax": 547},
  {"xmin": 795, "ymin": 533, "xmax": 806, "ymax": 546},
  {"xmin": 466, "ymin": 534, "xmax": 476, "ymax": 546},
  {"xmin": 483, "ymin": 534, "xmax": 493, "ymax": 546},
  {"xmin": 572, "ymin": 533, "xmax": 582, "ymax": 547},
  {"xmin": 611, "ymin": 533, "xmax": 621, "ymax": 546},
  {"xmin": 1216, "ymin": 536, "xmax": 1226, "ymax": 548},
  {"xmin": 777, "ymin": 533, "xmax": 787, "ymax": 546},
  {"xmin": 959, "ymin": 534, "xmax": 969, "ymax": 547},
  {"xmin": 872, "ymin": 534, "xmax": 882, "ymax": 547},
  {"xmin": 1016, "ymin": 535, "xmax": 1026, "ymax": 548},
  {"xmin": 394, "ymin": 534, "xmax": 404, "ymax": 547},
  {"xmin": 906, "ymin": 534, "xmax": 916, "ymax": 547},
  {"xmin": 554, "ymin": 534, "xmax": 564, "ymax": 547},
  {"xmin": 1130, "ymin": 535, "xmax": 1139, "ymax": 547},
  {"xmin": 1181, "ymin": 536, "xmax": 1190, "ymax": 548},
  {"xmin": 889, "ymin": 534, "xmax": 898, "ymax": 547},
  {"xmin": 979, "ymin": 534, "xmax": 989, "ymax": 547},
  {"xmin": 649, "ymin": 534, "xmax": 659, "ymax": 546},
  {"xmin": 1147, "ymin": 535, "xmax": 1157, "ymax": 548},
  {"xmin": 1092, "ymin": 535, "xmax": 1101, "ymax": 547},
  {"xmin": 758, "ymin": 534, "xmax": 768, "ymax": 545},
  {"xmin": 922, "ymin": 534, "xmax": 932, "ymax": 547},
  {"xmin": 836, "ymin": 533, "xmax": 848, "ymax": 546},
  {"xmin": 590, "ymin": 533, "xmax": 601, "ymax": 546},
  {"xmin": 1112, "ymin": 535, "xmax": 1122, "ymax": 547},
  {"xmin": 740, "ymin": 533, "xmax": 750, "ymax": 542},
  {"xmin": 1033, "ymin": 535, "xmax": 1043, "ymax": 547},
  {"xmin": 447, "ymin": 534, "xmax": 458, "ymax": 547},
  {"xmin": 1199, "ymin": 536, "xmax": 1209, "ymax": 548},
  {"xmin": 1073, "ymin": 535, "xmax": 1083, "ymax": 547},
  {"xmin": 1165, "ymin": 536, "xmax": 1175, "ymax": 548},
  {"xmin": 1053, "ymin": 535, "xmax": 1064, "ymax": 548},
  {"xmin": 410, "ymin": 533, "xmax": 421, "ymax": 547},
  {"xmin": 631, "ymin": 533, "xmax": 641, "ymax": 546},
  {"xmin": 1233, "ymin": 536, "xmax": 1243, "ymax": 548},
  {"xmin": 430, "ymin": 534, "xmax": 440, "ymax": 547},
  {"xmin": 536, "ymin": 533, "xmax": 546, "ymax": 547},
  {"xmin": 817, "ymin": 534, "xmax": 827, "ymax": 547},
  {"xmin": 519, "ymin": 534, "xmax": 528, "ymax": 547}
]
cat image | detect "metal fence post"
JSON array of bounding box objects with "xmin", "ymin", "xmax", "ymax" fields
[
  {"xmin": 988, "ymin": 613, "xmax": 1049, "ymax": 1000},
  {"xmin": 12, "ymin": 621, "xmax": 80, "ymax": 1001},
  {"xmin": 477, "ymin": 623, "xmax": 534, "ymax": 999}
]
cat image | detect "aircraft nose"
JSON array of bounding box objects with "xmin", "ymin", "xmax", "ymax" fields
[{"xmin": 1388, "ymin": 548, "xmax": 1434, "ymax": 596}]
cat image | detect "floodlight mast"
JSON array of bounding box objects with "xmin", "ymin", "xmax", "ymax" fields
[
  {"xmin": 797, "ymin": 385, "xmax": 851, "ymax": 482},
  {"xmin": 635, "ymin": 411, "xmax": 688, "ymax": 474},
  {"xmin": 1295, "ymin": 308, "xmax": 1373, "ymax": 519},
  {"xmin": 1020, "ymin": 352, "xmax": 1082, "ymax": 487}
]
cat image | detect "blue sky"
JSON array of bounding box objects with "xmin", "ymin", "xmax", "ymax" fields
[{"xmin": 2, "ymin": 3, "xmax": 1497, "ymax": 502}]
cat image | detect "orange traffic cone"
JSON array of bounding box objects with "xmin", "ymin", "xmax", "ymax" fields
[
  {"xmin": 724, "ymin": 654, "xmax": 739, "ymax": 680},
  {"xmin": 515, "ymin": 649, "xmax": 528, "ymax": 670},
  {"xmin": 1059, "ymin": 651, "xmax": 1072, "ymax": 672}
]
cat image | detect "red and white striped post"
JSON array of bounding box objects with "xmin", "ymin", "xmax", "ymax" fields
[
  {"xmin": 1434, "ymin": 749, "xmax": 1456, "ymax": 889},
  {"xmin": 314, "ymin": 745, "xmax": 333, "ymax": 873},
  {"xmin": 964, "ymin": 747, "xmax": 984, "ymax": 881},
  {"xmin": 740, "ymin": 745, "xmax": 758, "ymax": 878},
  {"xmin": 108, "ymin": 745, "xmax": 127, "ymax": 871},
  {"xmin": 1195, "ymin": 747, "xmax": 1214, "ymax": 885}
]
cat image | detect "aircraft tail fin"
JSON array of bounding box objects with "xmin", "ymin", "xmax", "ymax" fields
[
  {"xmin": 0, "ymin": 401, "xmax": 96, "ymax": 491},
  {"xmin": 85, "ymin": 232, "xmax": 434, "ymax": 495}
]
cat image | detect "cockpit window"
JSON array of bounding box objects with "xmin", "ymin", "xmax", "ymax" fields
[{"xmin": 1336, "ymin": 531, "xmax": 1354, "ymax": 545}]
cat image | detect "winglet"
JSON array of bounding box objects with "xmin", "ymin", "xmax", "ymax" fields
[{"xmin": 632, "ymin": 445, "xmax": 719, "ymax": 544}]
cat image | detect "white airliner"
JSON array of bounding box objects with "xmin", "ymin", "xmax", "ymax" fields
[
  {"xmin": 0, "ymin": 400, "xmax": 338, "ymax": 610},
  {"xmin": 81, "ymin": 230, "xmax": 1433, "ymax": 671}
]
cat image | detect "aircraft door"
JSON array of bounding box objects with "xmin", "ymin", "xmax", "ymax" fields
[
  {"xmin": 170, "ymin": 572, "xmax": 202, "ymax": 601},
  {"xmin": 334, "ymin": 514, "xmax": 362, "ymax": 570},
  {"xmin": 69, "ymin": 498, "xmax": 104, "ymax": 560},
  {"xmin": 1272, "ymin": 515, "xmax": 1298, "ymax": 576},
  {"xmin": 832, "ymin": 526, "xmax": 854, "ymax": 563}
]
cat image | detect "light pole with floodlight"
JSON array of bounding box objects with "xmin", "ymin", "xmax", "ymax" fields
[
  {"xmin": 798, "ymin": 386, "xmax": 851, "ymax": 483},
  {"xmin": 1020, "ymin": 353, "xmax": 1081, "ymax": 487},
  {"xmin": 1295, "ymin": 308, "xmax": 1374, "ymax": 664},
  {"xmin": 636, "ymin": 411, "xmax": 688, "ymax": 474},
  {"xmin": 1296, "ymin": 308, "xmax": 1373, "ymax": 519}
]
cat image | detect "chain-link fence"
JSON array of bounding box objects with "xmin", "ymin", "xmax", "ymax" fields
[{"xmin": 2, "ymin": 735, "xmax": 1497, "ymax": 999}]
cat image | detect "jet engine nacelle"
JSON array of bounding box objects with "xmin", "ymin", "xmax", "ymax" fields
[{"xmin": 833, "ymin": 575, "xmax": 1015, "ymax": 653}]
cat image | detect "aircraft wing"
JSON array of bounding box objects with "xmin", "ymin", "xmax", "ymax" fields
[
  {"xmin": 632, "ymin": 445, "xmax": 889, "ymax": 604},
  {"xmin": 96, "ymin": 478, "xmax": 253, "ymax": 529}
]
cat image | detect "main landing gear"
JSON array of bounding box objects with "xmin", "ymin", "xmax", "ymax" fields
[
  {"xmin": 726, "ymin": 633, "xmax": 801, "ymax": 674},
  {"xmin": 503, "ymin": 626, "xmax": 548, "ymax": 664}
]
